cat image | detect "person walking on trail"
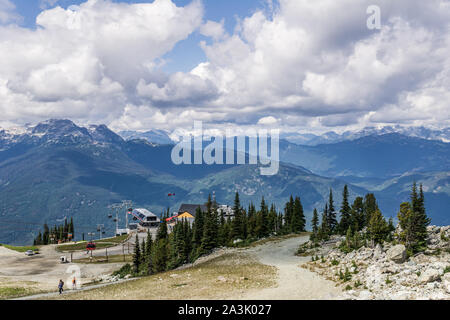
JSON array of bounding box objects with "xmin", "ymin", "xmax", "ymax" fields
[{"xmin": 58, "ymin": 279, "xmax": 64, "ymax": 295}]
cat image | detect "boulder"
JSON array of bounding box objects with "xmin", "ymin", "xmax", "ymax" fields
[
  {"xmin": 358, "ymin": 290, "xmax": 374, "ymax": 300},
  {"xmin": 418, "ymin": 269, "xmax": 441, "ymax": 284},
  {"xmin": 386, "ymin": 245, "xmax": 407, "ymax": 264},
  {"xmin": 443, "ymin": 273, "xmax": 450, "ymax": 294},
  {"xmin": 373, "ymin": 244, "xmax": 383, "ymax": 260}
]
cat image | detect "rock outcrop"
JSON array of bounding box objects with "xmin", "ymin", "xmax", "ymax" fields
[
  {"xmin": 386, "ymin": 245, "xmax": 407, "ymax": 264},
  {"xmin": 302, "ymin": 225, "xmax": 450, "ymax": 300}
]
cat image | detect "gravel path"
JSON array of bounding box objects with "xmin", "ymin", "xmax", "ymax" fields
[{"xmin": 237, "ymin": 236, "xmax": 342, "ymax": 300}]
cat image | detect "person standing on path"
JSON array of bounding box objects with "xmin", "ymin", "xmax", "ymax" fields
[
  {"xmin": 58, "ymin": 279, "xmax": 64, "ymax": 295},
  {"xmin": 72, "ymin": 277, "xmax": 77, "ymax": 290}
]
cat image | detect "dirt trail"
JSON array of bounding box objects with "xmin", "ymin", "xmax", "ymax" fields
[{"xmin": 236, "ymin": 236, "xmax": 341, "ymax": 300}]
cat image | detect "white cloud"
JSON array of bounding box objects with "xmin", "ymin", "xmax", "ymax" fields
[
  {"xmin": 39, "ymin": 0, "xmax": 59, "ymax": 10},
  {"xmin": 1, "ymin": 0, "xmax": 450, "ymax": 134},
  {"xmin": 169, "ymin": 0, "xmax": 450, "ymax": 131},
  {"xmin": 0, "ymin": 0, "xmax": 21, "ymax": 24},
  {"xmin": 0, "ymin": 0, "xmax": 203, "ymax": 124},
  {"xmin": 200, "ymin": 19, "xmax": 225, "ymax": 40},
  {"xmin": 258, "ymin": 116, "xmax": 279, "ymax": 125}
]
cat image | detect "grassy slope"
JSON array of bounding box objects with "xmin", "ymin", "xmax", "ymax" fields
[
  {"xmin": 0, "ymin": 244, "xmax": 39, "ymax": 253},
  {"xmin": 51, "ymin": 252, "xmax": 277, "ymax": 300},
  {"xmin": 56, "ymin": 234, "xmax": 129, "ymax": 252}
]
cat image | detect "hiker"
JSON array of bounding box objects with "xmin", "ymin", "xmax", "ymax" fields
[
  {"xmin": 58, "ymin": 279, "xmax": 64, "ymax": 294},
  {"xmin": 72, "ymin": 277, "xmax": 77, "ymax": 290}
]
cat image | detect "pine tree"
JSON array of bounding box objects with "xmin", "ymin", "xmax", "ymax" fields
[
  {"xmin": 43, "ymin": 224, "xmax": 49, "ymax": 245},
  {"xmin": 132, "ymin": 234, "xmax": 141, "ymax": 274},
  {"xmin": 363, "ymin": 194, "xmax": 378, "ymax": 228},
  {"xmin": 152, "ymin": 238, "xmax": 168, "ymax": 273},
  {"xmin": 310, "ymin": 208, "xmax": 319, "ymax": 241},
  {"xmin": 345, "ymin": 226, "xmax": 353, "ymax": 249},
  {"xmin": 192, "ymin": 206, "xmax": 204, "ymax": 250},
  {"xmin": 34, "ymin": 231, "xmax": 42, "ymax": 245},
  {"xmin": 398, "ymin": 202, "xmax": 414, "ymax": 250},
  {"xmin": 231, "ymin": 192, "xmax": 243, "ymax": 240},
  {"xmin": 291, "ymin": 197, "xmax": 305, "ymax": 233},
  {"xmin": 156, "ymin": 211, "xmax": 168, "ymax": 242},
  {"xmin": 268, "ymin": 204, "xmax": 278, "ymax": 235},
  {"xmin": 277, "ymin": 213, "xmax": 283, "ymax": 234},
  {"xmin": 415, "ymin": 183, "xmax": 431, "ymax": 249},
  {"xmin": 218, "ymin": 211, "xmax": 227, "ymax": 246},
  {"xmin": 327, "ymin": 189, "xmax": 337, "ymax": 234},
  {"xmin": 368, "ymin": 208, "xmax": 388, "ymax": 246},
  {"xmin": 255, "ymin": 197, "xmax": 269, "ymax": 238},
  {"xmin": 398, "ymin": 183, "xmax": 431, "ymax": 253},
  {"xmin": 247, "ymin": 203, "xmax": 257, "ymax": 238},
  {"xmin": 200, "ymin": 195, "xmax": 217, "ymax": 254},
  {"xmin": 141, "ymin": 238, "xmax": 146, "ymax": 266},
  {"xmin": 350, "ymin": 197, "xmax": 364, "ymax": 232},
  {"xmin": 318, "ymin": 206, "xmax": 330, "ymax": 241},
  {"xmin": 182, "ymin": 219, "xmax": 192, "ymax": 262},
  {"xmin": 284, "ymin": 196, "xmax": 294, "ymax": 232},
  {"xmin": 338, "ymin": 185, "xmax": 352, "ymax": 235},
  {"xmin": 145, "ymin": 230, "xmax": 153, "ymax": 275}
]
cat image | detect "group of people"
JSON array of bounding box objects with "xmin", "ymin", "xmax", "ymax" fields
[{"xmin": 58, "ymin": 277, "xmax": 78, "ymax": 295}]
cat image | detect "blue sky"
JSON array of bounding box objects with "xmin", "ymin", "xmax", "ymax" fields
[{"xmin": 13, "ymin": 0, "xmax": 267, "ymax": 72}]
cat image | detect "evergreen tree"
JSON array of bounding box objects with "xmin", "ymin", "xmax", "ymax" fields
[
  {"xmin": 182, "ymin": 219, "xmax": 192, "ymax": 262},
  {"xmin": 145, "ymin": 230, "xmax": 153, "ymax": 275},
  {"xmin": 247, "ymin": 203, "xmax": 257, "ymax": 238},
  {"xmin": 218, "ymin": 211, "xmax": 227, "ymax": 246},
  {"xmin": 284, "ymin": 195, "xmax": 294, "ymax": 232},
  {"xmin": 338, "ymin": 185, "xmax": 352, "ymax": 235},
  {"xmin": 327, "ymin": 189, "xmax": 337, "ymax": 234},
  {"xmin": 398, "ymin": 183, "xmax": 431, "ymax": 253},
  {"xmin": 43, "ymin": 224, "xmax": 49, "ymax": 245},
  {"xmin": 132, "ymin": 234, "xmax": 141, "ymax": 274},
  {"xmin": 34, "ymin": 231, "xmax": 42, "ymax": 245},
  {"xmin": 69, "ymin": 217, "xmax": 74, "ymax": 240},
  {"xmin": 350, "ymin": 197, "xmax": 364, "ymax": 232},
  {"xmin": 268, "ymin": 204, "xmax": 278, "ymax": 235},
  {"xmin": 363, "ymin": 194, "xmax": 378, "ymax": 228},
  {"xmin": 415, "ymin": 183, "xmax": 431, "ymax": 249},
  {"xmin": 156, "ymin": 211, "xmax": 169, "ymax": 242},
  {"xmin": 310, "ymin": 208, "xmax": 319, "ymax": 241},
  {"xmin": 200, "ymin": 195, "xmax": 217, "ymax": 254},
  {"xmin": 152, "ymin": 238, "xmax": 168, "ymax": 273},
  {"xmin": 192, "ymin": 206, "xmax": 204, "ymax": 250},
  {"xmin": 368, "ymin": 209, "xmax": 388, "ymax": 246},
  {"xmin": 318, "ymin": 206, "xmax": 330, "ymax": 241},
  {"xmin": 255, "ymin": 197, "xmax": 269, "ymax": 238},
  {"xmin": 141, "ymin": 238, "xmax": 146, "ymax": 266},
  {"xmin": 291, "ymin": 197, "xmax": 305, "ymax": 233},
  {"xmin": 231, "ymin": 192, "xmax": 243, "ymax": 240}
]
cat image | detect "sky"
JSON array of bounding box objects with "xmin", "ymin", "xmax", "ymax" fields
[{"xmin": 0, "ymin": 0, "xmax": 449, "ymax": 135}]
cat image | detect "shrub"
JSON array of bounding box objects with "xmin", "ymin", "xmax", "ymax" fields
[{"xmin": 112, "ymin": 263, "xmax": 132, "ymax": 279}]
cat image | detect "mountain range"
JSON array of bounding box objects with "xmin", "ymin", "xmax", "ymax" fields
[
  {"xmin": 116, "ymin": 125, "xmax": 450, "ymax": 146},
  {"xmin": 0, "ymin": 119, "xmax": 449, "ymax": 245}
]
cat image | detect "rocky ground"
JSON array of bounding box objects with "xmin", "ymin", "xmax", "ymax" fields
[{"xmin": 300, "ymin": 226, "xmax": 450, "ymax": 300}]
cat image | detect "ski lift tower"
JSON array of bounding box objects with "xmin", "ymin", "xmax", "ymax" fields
[
  {"xmin": 108, "ymin": 204, "xmax": 122, "ymax": 236},
  {"xmin": 121, "ymin": 200, "xmax": 133, "ymax": 231}
]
